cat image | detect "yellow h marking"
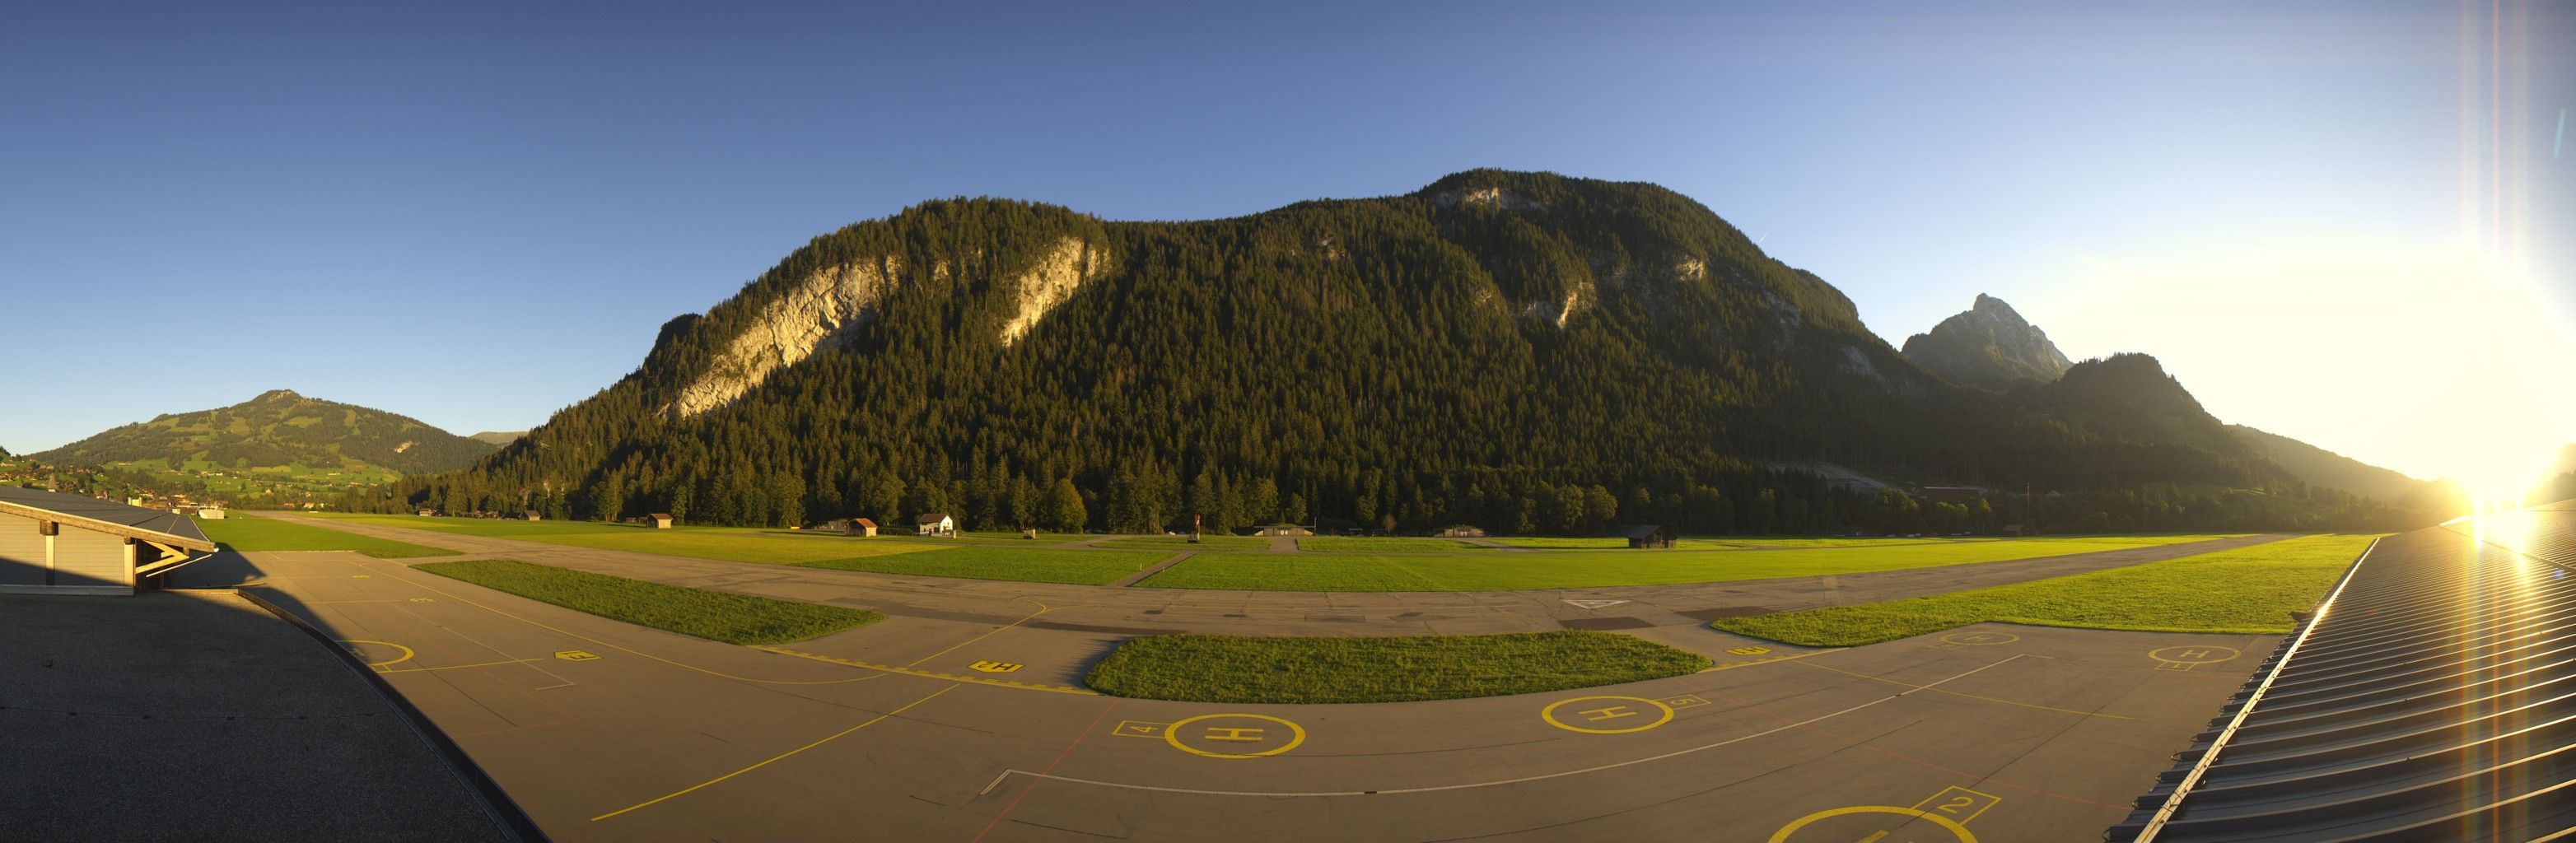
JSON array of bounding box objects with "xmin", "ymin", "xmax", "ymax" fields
[
  {"xmin": 1579, "ymin": 706, "xmax": 1636, "ymax": 720},
  {"xmin": 1202, "ymin": 726, "xmax": 1267, "ymax": 742}
]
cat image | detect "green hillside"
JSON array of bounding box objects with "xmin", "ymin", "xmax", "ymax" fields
[
  {"xmin": 33, "ymin": 390, "xmax": 497, "ymax": 485},
  {"xmin": 343, "ymin": 170, "xmax": 2438, "ymax": 533},
  {"xmin": 2228, "ymin": 425, "xmax": 2425, "ymax": 501}
]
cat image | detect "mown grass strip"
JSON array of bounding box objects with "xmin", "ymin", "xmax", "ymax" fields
[
  {"xmin": 527, "ymin": 529, "xmax": 941, "ymax": 564},
  {"xmin": 199, "ymin": 515, "xmax": 457, "ymax": 558},
  {"xmin": 1295, "ymin": 536, "xmax": 1494, "ymax": 552},
  {"xmin": 414, "ymin": 559, "xmax": 881, "ymax": 645},
  {"xmin": 1710, "ymin": 533, "xmax": 2377, "ymax": 647},
  {"xmin": 796, "ymin": 547, "xmax": 1168, "ymax": 585},
  {"xmin": 1084, "ymin": 630, "xmax": 1713, "ymax": 704},
  {"xmin": 1139, "ymin": 534, "xmax": 2240, "ymax": 592}
]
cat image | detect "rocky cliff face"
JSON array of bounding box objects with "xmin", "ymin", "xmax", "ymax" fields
[
  {"xmin": 670, "ymin": 255, "xmax": 906, "ymax": 418},
  {"xmin": 1900, "ymin": 293, "xmax": 2074, "ymax": 391}
]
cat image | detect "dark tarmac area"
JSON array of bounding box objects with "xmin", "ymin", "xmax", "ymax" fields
[{"xmin": 0, "ymin": 588, "xmax": 511, "ymax": 842}]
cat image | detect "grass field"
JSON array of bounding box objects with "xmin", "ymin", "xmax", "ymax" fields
[
  {"xmin": 1138, "ymin": 534, "xmax": 2239, "ymax": 592},
  {"xmin": 1295, "ymin": 536, "xmax": 1493, "ymax": 552},
  {"xmin": 1095, "ymin": 535, "xmax": 1272, "ymax": 551},
  {"xmin": 1490, "ymin": 536, "xmax": 2009, "ymax": 550},
  {"xmin": 1085, "ymin": 630, "xmax": 1713, "ymax": 703},
  {"xmin": 415, "ymin": 559, "xmax": 880, "ymax": 645},
  {"xmin": 1710, "ymin": 533, "xmax": 2376, "ymax": 646},
  {"xmin": 796, "ymin": 547, "xmax": 1172, "ymax": 585},
  {"xmin": 311, "ymin": 514, "xmax": 637, "ymax": 537},
  {"xmin": 198, "ymin": 515, "xmax": 456, "ymax": 558},
  {"xmin": 525, "ymin": 529, "xmax": 943, "ymax": 564}
]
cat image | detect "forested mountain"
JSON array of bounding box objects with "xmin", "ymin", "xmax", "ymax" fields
[
  {"xmin": 2228, "ymin": 425, "xmax": 2425, "ymax": 501},
  {"xmin": 348, "ymin": 170, "xmax": 2435, "ymax": 533},
  {"xmin": 469, "ymin": 431, "xmax": 527, "ymax": 446},
  {"xmin": 1900, "ymin": 294, "xmax": 2073, "ymax": 391},
  {"xmin": 36, "ymin": 389, "xmax": 498, "ymax": 477}
]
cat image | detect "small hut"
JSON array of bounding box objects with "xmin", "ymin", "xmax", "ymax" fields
[
  {"xmin": 850, "ymin": 517, "xmax": 879, "ymax": 538},
  {"xmin": 1617, "ymin": 524, "xmax": 1675, "ymax": 549},
  {"xmin": 649, "ymin": 513, "xmax": 674, "ymax": 529}
]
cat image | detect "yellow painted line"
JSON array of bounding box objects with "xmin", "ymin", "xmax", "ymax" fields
[
  {"xmin": 754, "ymin": 646, "xmax": 1098, "ymax": 696},
  {"xmin": 1697, "ymin": 647, "xmax": 1840, "ymax": 673},
  {"xmin": 337, "ymin": 639, "xmax": 414, "ymax": 668},
  {"xmin": 1789, "ymin": 659, "xmax": 2134, "ymax": 720},
  {"xmin": 590, "ymin": 684, "xmax": 957, "ymax": 822},
  {"xmin": 1768, "ymin": 806, "xmax": 1976, "ymax": 843},
  {"xmin": 903, "ymin": 602, "xmax": 1050, "ymax": 667},
  {"xmin": 376, "ymin": 657, "xmax": 549, "ymax": 674}
]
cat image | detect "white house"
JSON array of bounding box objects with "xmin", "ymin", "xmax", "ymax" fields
[{"xmin": 915, "ymin": 513, "xmax": 955, "ymax": 538}]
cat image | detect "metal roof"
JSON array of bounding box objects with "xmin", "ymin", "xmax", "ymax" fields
[
  {"xmin": 2111, "ymin": 501, "xmax": 2576, "ymax": 841},
  {"xmin": 0, "ymin": 486, "xmax": 216, "ymax": 551}
]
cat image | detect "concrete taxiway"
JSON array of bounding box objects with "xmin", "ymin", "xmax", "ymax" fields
[{"xmin": 189, "ymin": 538, "xmax": 2280, "ymax": 841}]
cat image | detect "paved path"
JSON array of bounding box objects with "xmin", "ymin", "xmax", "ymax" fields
[
  {"xmin": 261, "ymin": 515, "xmax": 2297, "ymax": 638},
  {"xmin": 1107, "ymin": 552, "xmax": 1194, "ymax": 588}
]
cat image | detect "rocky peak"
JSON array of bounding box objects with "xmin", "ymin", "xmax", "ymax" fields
[{"xmin": 1900, "ymin": 293, "xmax": 2073, "ymax": 391}]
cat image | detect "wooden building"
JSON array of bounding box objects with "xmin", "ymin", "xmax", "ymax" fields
[
  {"xmin": 0, "ymin": 487, "xmax": 218, "ymax": 595},
  {"xmin": 1617, "ymin": 524, "xmax": 1676, "ymax": 549}
]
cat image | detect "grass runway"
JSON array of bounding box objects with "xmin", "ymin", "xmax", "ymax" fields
[
  {"xmin": 415, "ymin": 559, "xmax": 881, "ymax": 645},
  {"xmin": 1138, "ymin": 534, "xmax": 2242, "ymax": 592},
  {"xmin": 1710, "ymin": 533, "xmax": 2377, "ymax": 646}
]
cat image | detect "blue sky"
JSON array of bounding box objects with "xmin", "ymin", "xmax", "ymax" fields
[{"xmin": 4, "ymin": 1, "xmax": 2569, "ymax": 482}]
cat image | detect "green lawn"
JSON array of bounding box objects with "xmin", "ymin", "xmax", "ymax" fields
[
  {"xmin": 197, "ymin": 515, "xmax": 457, "ymax": 558},
  {"xmin": 1085, "ymin": 630, "xmax": 1712, "ymax": 703},
  {"xmin": 525, "ymin": 529, "xmax": 943, "ymax": 565},
  {"xmin": 796, "ymin": 547, "xmax": 1172, "ymax": 585},
  {"xmin": 1139, "ymin": 534, "xmax": 2238, "ymax": 592},
  {"xmin": 414, "ymin": 559, "xmax": 880, "ymax": 645},
  {"xmin": 1095, "ymin": 535, "xmax": 1272, "ymax": 551},
  {"xmin": 1295, "ymin": 536, "xmax": 1493, "ymax": 552},
  {"xmin": 311, "ymin": 513, "xmax": 637, "ymax": 537},
  {"xmin": 1710, "ymin": 533, "xmax": 2376, "ymax": 646}
]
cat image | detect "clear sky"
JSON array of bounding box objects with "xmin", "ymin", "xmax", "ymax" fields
[{"xmin": 3, "ymin": 1, "xmax": 2569, "ymax": 488}]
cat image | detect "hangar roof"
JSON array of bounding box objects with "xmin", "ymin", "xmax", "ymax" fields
[
  {"xmin": 0, "ymin": 486, "xmax": 217, "ymax": 552},
  {"xmin": 2112, "ymin": 501, "xmax": 2576, "ymax": 841}
]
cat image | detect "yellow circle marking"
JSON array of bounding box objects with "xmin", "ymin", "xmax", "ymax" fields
[
  {"xmin": 2149, "ymin": 645, "xmax": 2242, "ymax": 664},
  {"xmin": 337, "ymin": 639, "xmax": 414, "ymax": 668},
  {"xmin": 1540, "ymin": 695, "xmax": 1676, "ymax": 734},
  {"xmin": 1767, "ymin": 806, "xmax": 1976, "ymax": 843},
  {"xmin": 1164, "ymin": 713, "xmax": 1307, "ymax": 759},
  {"xmin": 1939, "ymin": 631, "xmax": 2019, "ymax": 646}
]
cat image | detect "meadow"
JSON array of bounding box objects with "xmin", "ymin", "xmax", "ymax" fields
[
  {"xmin": 198, "ymin": 515, "xmax": 455, "ymax": 558},
  {"xmin": 1085, "ymin": 630, "xmax": 1711, "ymax": 703},
  {"xmin": 1095, "ymin": 535, "xmax": 1272, "ymax": 551},
  {"xmin": 1137, "ymin": 534, "xmax": 2240, "ymax": 592},
  {"xmin": 1710, "ymin": 533, "xmax": 2377, "ymax": 646},
  {"xmin": 414, "ymin": 559, "xmax": 880, "ymax": 645},
  {"xmin": 795, "ymin": 547, "xmax": 1171, "ymax": 585},
  {"xmin": 528, "ymin": 529, "xmax": 942, "ymax": 565},
  {"xmin": 1294, "ymin": 536, "xmax": 1495, "ymax": 552}
]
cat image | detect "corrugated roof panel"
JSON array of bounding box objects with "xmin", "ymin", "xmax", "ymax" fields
[
  {"xmin": 2110, "ymin": 504, "xmax": 2576, "ymax": 841},
  {"xmin": 0, "ymin": 486, "xmax": 213, "ymax": 549}
]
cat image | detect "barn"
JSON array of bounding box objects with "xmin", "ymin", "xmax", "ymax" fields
[{"xmin": 0, "ymin": 487, "xmax": 218, "ymax": 595}]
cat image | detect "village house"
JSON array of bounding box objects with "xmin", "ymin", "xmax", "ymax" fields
[{"xmin": 915, "ymin": 513, "xmax": 955, "ymax": 538}]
